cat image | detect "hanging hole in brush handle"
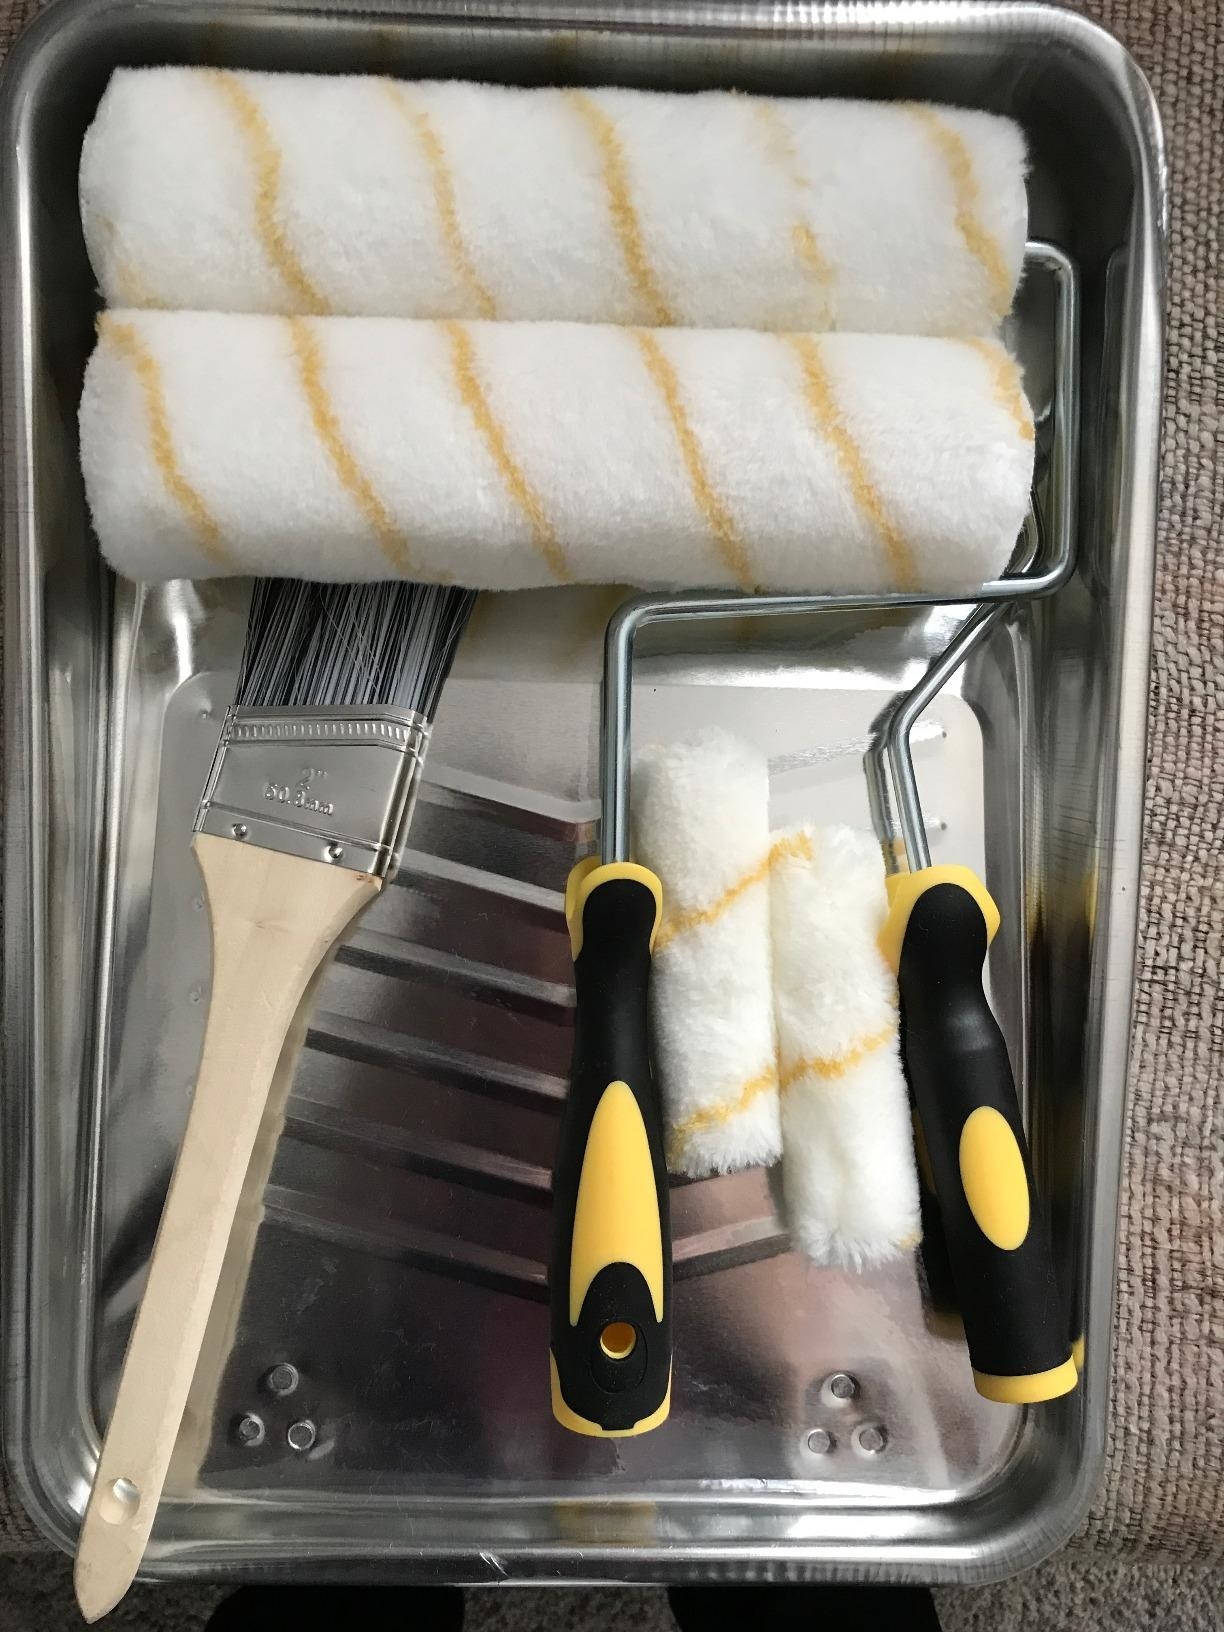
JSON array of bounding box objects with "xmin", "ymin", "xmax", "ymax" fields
[
  {"xmin": 880, "ymin": 866, "xmax": 1077, "ymax": 1405},
  {"xmin": 550, "ymin": 860, "xmax": 672, "ymax": 1437}
]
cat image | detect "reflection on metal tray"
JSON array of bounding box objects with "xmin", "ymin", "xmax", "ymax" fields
[
  {"xmin": 121, "ymin": 606, "xmax": 1007, "ymax": 1500},
  {"xmin": 1, "ymin": 0, "xmax": 1162, "ymax": 1591}
]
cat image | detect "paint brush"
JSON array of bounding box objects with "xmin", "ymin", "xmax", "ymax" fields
[{"xmin": 74, "ymin": 577, "xmax": 474, "ymax": 1621}]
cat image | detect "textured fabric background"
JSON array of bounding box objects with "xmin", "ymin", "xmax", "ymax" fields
[
  {"xmin": 0, "ymin": 0, "xmax": 1220, "ymax": 1597},
  {"xmin": 1059, "ymin": 0, "xmax": 1224, "ymax": 1559}
]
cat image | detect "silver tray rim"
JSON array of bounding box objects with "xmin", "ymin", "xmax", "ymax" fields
[{"xmin": 0, "ymin": 0, "xmax": 1165, "ymax": 1584}]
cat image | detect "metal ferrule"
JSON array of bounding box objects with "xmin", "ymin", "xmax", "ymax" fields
[{"xmin": 194, "ymin": 705, "xmax": 431, "ymax": 879}]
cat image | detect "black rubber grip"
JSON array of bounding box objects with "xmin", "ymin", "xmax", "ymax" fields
[
  {"xmin": 550, "ymin": 869, "xmax": 672, "ymax": 1435},
  {"xmin": 913, "ymin": 1116, "xmax": 963, "ymax": 1328},
  {"xmin": 897, "ymin": 882, "xmax": 1075, "ymax": 1399}
]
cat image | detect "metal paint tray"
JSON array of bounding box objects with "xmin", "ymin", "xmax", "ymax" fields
[{"xmin": 0, "ymin": 0, "xmax": 1163, "ymax": 1588}]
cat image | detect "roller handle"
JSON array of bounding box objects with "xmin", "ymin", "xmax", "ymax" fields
[
  {"xmin": 882, "ymin": 867, "xmax": 1077, "ymax": 1405},
  {"xmin": 550, "ymin": 862, "xmax": 672, "ymax": 1437}
]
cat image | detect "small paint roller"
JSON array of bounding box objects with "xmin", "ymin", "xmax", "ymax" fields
[{"xmin": 632, "ymin": 730, "xmax": 782, "ymax": 1182}]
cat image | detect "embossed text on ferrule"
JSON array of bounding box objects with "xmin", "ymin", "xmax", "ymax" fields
[{"xmin": 263, "ymin": 772, "xmax": 335, "ymax": 817}]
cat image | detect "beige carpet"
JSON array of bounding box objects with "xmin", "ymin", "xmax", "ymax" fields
[
  {"xmin": 0, "ymin": 0, "xmax": 1221, "ymax": 1617},
  {"xmin": 1059, "ymin": 0, "xmax": 1224, "ymax": 1559}
]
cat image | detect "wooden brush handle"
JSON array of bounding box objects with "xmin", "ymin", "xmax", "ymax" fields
[
  {"xmin": 168, "ymin": 953, "xmax": 338, "ymax": 1491},
  {"xmin": 75, "ymin": 834, "xmax": 380, "ymax": 1622}
]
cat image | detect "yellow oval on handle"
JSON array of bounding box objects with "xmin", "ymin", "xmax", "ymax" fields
[
  {"xmin": 959, "ymin": 1106, "xmax": 1031, "ymax": 1250},
  {"xmin": 569, "ymin": 1080, "xmax": 664, "ymax": 1327}
]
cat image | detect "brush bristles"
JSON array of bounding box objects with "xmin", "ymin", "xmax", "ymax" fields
[{"xmin": 235, "ymin": 581, "xmax": 476, "ymax": 718}]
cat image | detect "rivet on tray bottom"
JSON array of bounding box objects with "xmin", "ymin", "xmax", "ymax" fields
[
  {"xmin": 233, "ymin": 1413, "xmax": 265, "ymax": 1449},
  {"xmin": 806, "ymin": 1428, "xmax": 835, "ymax": 1455},
  {"xmin": 287, "ymin": 1419, "xmax": 318, "ymax": 1453},
  {"xmin": 854, "ymin": 1424, "xmax": 888, "ymax": 1455},
  {"xmin": 263, "ymin": 1362, "xmax": 300, "ymax": 1398}
]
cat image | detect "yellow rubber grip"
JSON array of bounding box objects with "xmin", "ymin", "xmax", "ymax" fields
[
  {"xmin": 973, "ymin": 1359, "xmax": 1079, "ymax": 1404},
  {"xmin": 879, "ymin": 863, "xmax": 1001, "ymax": 974},
  {"xmin": 568, "ymin": 1080, "xmax": 664, "ymax": 1328},
  {"xmin": 959, "ymin": 1105, "xmax": 1031, "ymax": 1250},
  {"xmin": 550, "ymin": 1356, "xmax": 672, "ymax": 1437},
  {"xmin": 566, "ymin": 858, "xmax": 662, "ymax": 960}
]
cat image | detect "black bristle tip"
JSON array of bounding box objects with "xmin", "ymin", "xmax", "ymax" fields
[{"xmin": 234, "ymin": 580, "xmax": 476, "ymax": 719}]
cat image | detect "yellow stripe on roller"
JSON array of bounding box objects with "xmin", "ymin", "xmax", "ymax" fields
[
  {"xmin": 285, "ymin": 317, "xmax": 414, "ymax": 576},
  {"xmin": 569, "ymin": 1080, "xmax": 664, "ymax": 1328},
  {"xmin": 205, "ymin": 70, "xmax": 330, "ymax": 316},
  {"xmin": 905, "ymin": 104, "xmax": 1014, "ymax": 322},
  {"xmin": 783, "ymin": 333, "xmax": 918, "ymax": 591},
  {"xmin": 973, "ymin": 1358, "xmax": 1078, "ymax": 1405},
  {"xmin": 878, "ymin": 864, "xmax": 1002, "ymax": 975},
  {"xmin": 382, "ymin": 82, "xmax": 498, "ymax": 320},
  {"xmin": 655, "ymin": 830, "xmax": 813, "ymax": 953},
  {"xmin": 779, "ymin": 1020, "xmax": 898, "ymax": 1091},
  {"xmin": 632, "ymin": 328, "xmax": 756, "ymax": 593},
  {"xmin": 959, "ymin": 1105, "xmax": 1031, "ymax": 1251},
  {"xmin": 752, "ymin": 102, "xmax": 836, "ymax": 319},
  {"xmin": 92, "ymin": 215, "xmax": 163, "ymax": 308},
  {"xmin": 1071, "ymin": 1335, "xmax": 1086, "ymax": 1371},
  {"xmin": 962, "ymin": 337, "xmax": 1035, "ymax": 445},
  {"xmin": 443, "ymin": 319, "xmax": 571, "ymax": 584},
  {"xmin": 667, "ymin": 1012, "xmax": 898, "ymax": 1167},
  {"xmin": 565, "ymin": 860, "xmax": 662, "ymax": 961},
  {"xmin": 792, "ymin": 225, "xmax": 832, "ymax": 292},
  {"xmin": 100, "ymin": 317, "xmax": 231, "ymax": 569},
  {"xmin": 550, "ymin": 1353, "xmax": 672, "ymax": 1437},
  {"xmin": 566, "ymin": 90, "xmax": 675, "ymax": 327},
  {"xmin": 666, "ymin": 1064, "xmax": 780, "ymax": 1165}
]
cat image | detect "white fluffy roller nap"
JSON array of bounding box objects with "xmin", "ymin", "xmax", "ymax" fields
[
  {"xmin": 79, "ymin": 310, "xmax": 1035, "ymax": 593},
  {"xmin": 771, "ymin": 825, "xmax": 921, "ymax": 1269},
  {"xmin": 632, "ymin": 731, "xmax": 781, "ymax": 1180},
  {"xmin": 81, "ymin": 69, "xmax": 1028, "ymax": 336}
]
